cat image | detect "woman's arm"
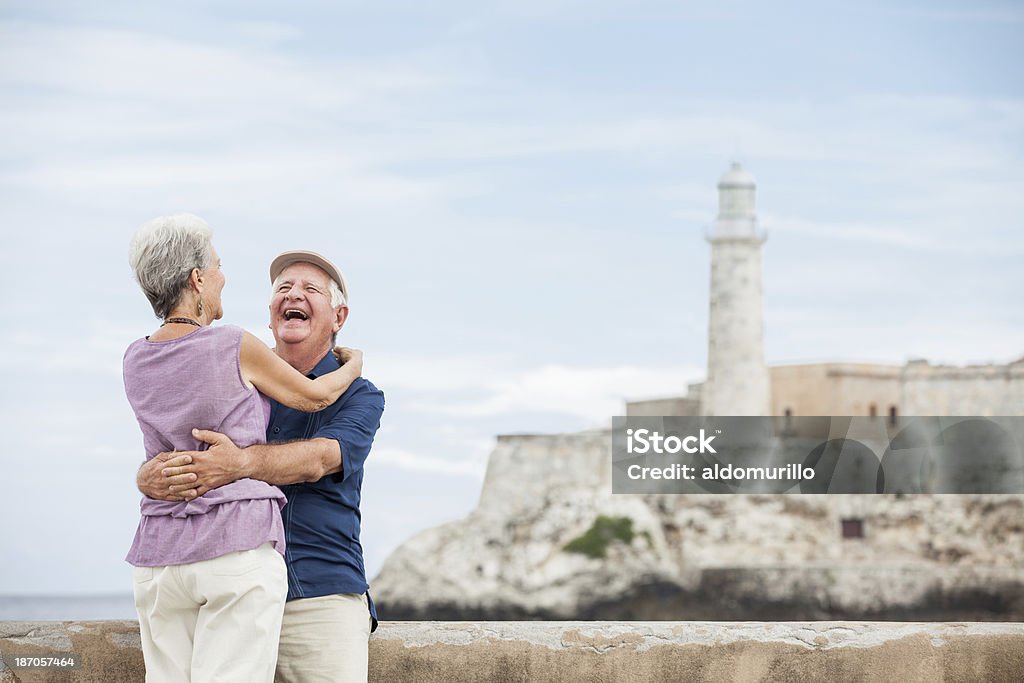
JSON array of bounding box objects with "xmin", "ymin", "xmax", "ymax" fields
[{"xmin": 239, "ymin": 331, "xmax": 362, "ymax": 412}]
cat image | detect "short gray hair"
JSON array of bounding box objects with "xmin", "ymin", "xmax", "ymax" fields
[{"xmin": 129, "ymin": 213, "xmax": 214, "ymax": 320}]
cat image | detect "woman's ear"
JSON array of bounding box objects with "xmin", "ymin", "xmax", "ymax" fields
[{"xmin": 190, "ymin": 267, "xmax": 204, "ymax": 293}]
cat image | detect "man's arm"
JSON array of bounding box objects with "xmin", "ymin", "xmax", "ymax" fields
[
  {"xmin": 162, "ymin": 379, "xmax": 383, "ymax": 498},
  {"xmin": 162, "ymin": 429, "xmax": 341, "ymax": 499},
  {"xmin": 313, "ymin": 379, "xmax": 385, "ymax": 485},
  {"xmin": 244, "ymin": 438, "xmax": 343, "ymax": 483}
]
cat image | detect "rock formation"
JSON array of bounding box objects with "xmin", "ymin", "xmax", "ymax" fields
[{"xmin": 373, "ymin": 431, "xmax": 1024, "ymax": 620}]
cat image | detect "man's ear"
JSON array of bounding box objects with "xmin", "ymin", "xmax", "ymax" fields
[{"xmin": 333, "ymin": 305, "xmax": 349, "ymax": 333}]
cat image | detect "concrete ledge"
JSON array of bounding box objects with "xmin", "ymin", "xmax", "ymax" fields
[{"xmin": 2, "ymin": 620, "xmax": 1023, "ymax": 682}]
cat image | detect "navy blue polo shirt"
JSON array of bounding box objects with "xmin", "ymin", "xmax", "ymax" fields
[{"xmin": 266, "ymin": 350, "xmax": 385, "ymax": 628}]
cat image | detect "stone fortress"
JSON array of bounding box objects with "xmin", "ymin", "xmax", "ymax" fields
[{"xmin": 373, "ymin": 164, "xmax": 1024, "ymax": 621}]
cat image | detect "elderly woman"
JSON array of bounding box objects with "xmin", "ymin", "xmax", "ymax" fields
[{"xmin": 123, "ymin": 213, "xmax": 360, "ymax": 683}]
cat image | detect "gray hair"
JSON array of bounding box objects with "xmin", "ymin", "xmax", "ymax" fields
[{"xmin": 129, "ymin": 213, "xmax": 214, "ymax": 320}]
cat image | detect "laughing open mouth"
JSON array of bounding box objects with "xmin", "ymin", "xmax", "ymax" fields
[{"xmin": 283, "ymin": 309, "xmax": 309, "ymax": 321}]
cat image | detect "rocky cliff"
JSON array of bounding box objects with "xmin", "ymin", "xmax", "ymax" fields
[{"xmin": 372, "ymin": 430, "xmax": 1024, "ymax": 620}]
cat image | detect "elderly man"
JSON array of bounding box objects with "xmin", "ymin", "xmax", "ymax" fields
[{"xmin": 138, "ymin": 250, "xmax": 384, "ymax": 683}]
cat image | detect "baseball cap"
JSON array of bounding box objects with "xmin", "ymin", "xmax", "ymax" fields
[{"xmin": 269, "ymin": 250, "xmax": 349, "ymax": 304}]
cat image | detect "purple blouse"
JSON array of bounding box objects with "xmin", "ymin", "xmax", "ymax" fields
[{"xmin": 123, "ymin": 324, "xmax": 286, "ymax": 567}]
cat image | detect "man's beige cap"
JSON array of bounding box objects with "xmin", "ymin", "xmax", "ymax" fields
[{"xmin": 269, "ymin": 250, "xmax": 349, "ymax": 303}]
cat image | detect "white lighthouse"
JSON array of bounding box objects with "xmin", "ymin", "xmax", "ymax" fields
[{"xmin": 703, "ymin": 162, "xmax": 771, "ymax": 416}]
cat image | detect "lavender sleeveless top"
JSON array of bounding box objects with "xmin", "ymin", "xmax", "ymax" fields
[{"xmin": 123, "ymin": 324, "xmax": 286, "ymax": 567}]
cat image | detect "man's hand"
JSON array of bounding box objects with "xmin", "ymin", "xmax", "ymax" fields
[
  {"xmin": 159, "ymin": 429, "xmax": 252, "ymax": 499},
  {"xmin": 137, "ymin": 451, "xmax": 195, "ymax": 501}
]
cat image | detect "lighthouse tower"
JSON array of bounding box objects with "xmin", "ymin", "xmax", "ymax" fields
[{"xmin": 703, "ymin": 162, "xmax": 770, "ymax": 416}]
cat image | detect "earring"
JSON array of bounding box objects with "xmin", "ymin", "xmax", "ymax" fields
[{"xmin": 197, "ymin": 297, "xmax": 204, "ymax": 317}]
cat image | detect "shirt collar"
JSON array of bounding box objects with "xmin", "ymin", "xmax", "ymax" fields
[{"xmin": 306, "ymin": 349, "xmax": 341, "ymax": 379}]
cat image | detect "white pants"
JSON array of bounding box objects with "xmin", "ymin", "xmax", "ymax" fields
[
  {"xmin": 275, "ymin": 593, "xmax": 372, "ymax": 683},
  {"xmin": 133, "ymin": 543, "xmax": 287, "ymax": 683}
]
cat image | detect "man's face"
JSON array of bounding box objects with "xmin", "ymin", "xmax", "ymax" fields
[{"xmin": 269, "ymin": 262, "xmax": 347, "ymax": 349}]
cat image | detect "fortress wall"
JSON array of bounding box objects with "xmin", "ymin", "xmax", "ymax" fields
[
  {"xmin": 476, "ymin": 432, "xmax": 610, "ymax": 515},
  {"xmin": 625, "ymin": 397, "xmax": 700, "ymax": 417},
  {"xmin": 619, "ymin": 358, "xmax": 1023, "ymax": 419},
  {"xmin": 770, "ymin": 363, "xmax": 902, "ymax": 416},
  {"xmin": 903, "ymin": 360, "xmax": 1024, "ymax": 415},
  {"xmin": 3, "ymin": 620, "xmax": 1022, "ymax": 683}
]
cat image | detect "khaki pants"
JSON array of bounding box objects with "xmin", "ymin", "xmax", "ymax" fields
[
  {"xmin": 133, "ymin": 543, "xmax": 287, "ymax": 683},
  {"xmin": 275, "ymin": 593, "xmax": 372, "ymax": 683}
]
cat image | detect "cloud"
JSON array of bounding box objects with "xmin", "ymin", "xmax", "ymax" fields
[
  {"xmin": 761, "ymin": 211, "xmax": 940, "ymax": 251},
  {"xmin": 884, "ymin": 4, "xmax": 1024, "ymax": 24},
  {"xmin": 232, "ymin": 20, "xmax": 303, "ymax": 45},
  {"xmin": 0, "ymin": 324, "xmax": 135, "ymax": 374},
  {"xmin": 370, "ymin": 351, "xmax": 519, "ymax": 393},
  {"xmin": 0, "ymin": 22, "xmax": 451, "ymax": 102},
  {"xmin": 413, "ymin": 363, "xmax": 705, "ymax": 420},
  {"xmin": 0, "ymin": 20, "xmax": 467, "ymax": 173},
  {"xmin": 371, "ymin": 446, "xmax": 486, "ymax": 477}
]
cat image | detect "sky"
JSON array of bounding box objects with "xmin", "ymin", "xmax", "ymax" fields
[{"xmin": 0, "ymin": 0, "xmax": 1022, "ymax": 595}]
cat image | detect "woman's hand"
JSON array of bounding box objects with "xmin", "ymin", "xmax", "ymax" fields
[{"xmin": 333, "ymin": 347, "xmax": 363, "ymax": 374}]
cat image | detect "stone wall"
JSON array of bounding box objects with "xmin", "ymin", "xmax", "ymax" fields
[
  {"xmin": 476, "ymin": 431, "xmax": 611, "ymax": 516},
  {"xmin": 3, "ymin": 620, "xmax": 1022, "ymax": 682},
  {"xmin": 632, "ymin": 356, "xmax": 1024, "ymax": 419},
  {"xmin": 769, "ymin": 362, "xmax": 903, "ymax": 417},
  {"xmin": 625, "ymin": 397, "xmax": 700, "ymax": 417},
  {"xmin": 903, "ymin": 357, "xmax": 1024, "ymax": 416}
]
